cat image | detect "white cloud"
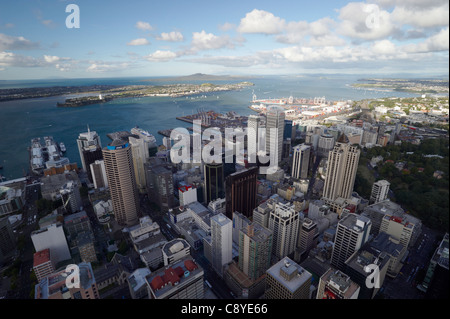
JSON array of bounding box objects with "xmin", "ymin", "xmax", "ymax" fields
[
  {"xmin": 190, "ymin": 30, "xmax": 234, "ymax": 51},
  {"xmin": 146, "ymin": 50, "xmax": 177, "ymax": 62},
  {"xmin": 404, "ymin": 27, "xmax": 449, "ymax": 53},
  {"xmin": 135, "ymin": 21, "xmax": 154, "ymax": 31},
  {"xmin": 391, "ymin": 4, "xmax": 449, "ymax": 28},
  {"xmin": 127, "ymin": 38, "xmax": 150, "ymax": 46},
  {"xmin": 0, "ymin": 51, "xmax": 41, "ymax": 68},
  {"xmin": 87, "ymin": 62, "xmax": 130, "ymax": 73},
  {"xmin": 337, "ymin": 2, "xmax": 397, "ymax": 40},
  {"xmin": 156, "ymin": 31, "xmax": 184, "ymax": 42},
  {"xmin": 0, "ymin": 33, "xmax": 39, "ymax": 51},
  {"xmin": 237, "ymin": 9, "xmax": 286, "ymax": 34},
  {"xmin": 219, "ymin": 22, "xmax": 236, "ymax": 31}
]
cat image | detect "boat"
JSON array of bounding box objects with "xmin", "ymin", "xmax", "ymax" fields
[{"xmin": 60, "ymin": 142, "xmax": 66, "ymax": 153}]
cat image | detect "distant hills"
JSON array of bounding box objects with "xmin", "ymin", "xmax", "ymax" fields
[{"xmin": 142, "ymin": 73, "xmax": 254, "ymax": 82}]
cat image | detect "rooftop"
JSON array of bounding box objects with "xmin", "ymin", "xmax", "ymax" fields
[
  {"xmin": 266, "ymin": 257, "xmax": 312, "ymax": 293},
  {"xmin": 33, "ymin": 249, "xmax": 51, "ymax": 267}
]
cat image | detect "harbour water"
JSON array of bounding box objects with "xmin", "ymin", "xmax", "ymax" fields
[{"xmin": 0, "ymin": 74, "xmax": 420, "ymax": 180}]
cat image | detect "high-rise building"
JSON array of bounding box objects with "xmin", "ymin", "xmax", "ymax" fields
[
  {"xmin": 146, "ymin": 256, "xmax": 204, "ymax": 299},
  {"xmin": 211, "ymin": 213, "xmax": 232, "ymax": 277},
  {"xmin": 370, "ymin": 180, "xmax": 390, "ymax": 204},
  {"xmin": 295, "ymin": 218, "xmax": 318, "ymax": 262},
  {"xmin": 331, "ymin": 214, "xmax": 371, "ymax": 271},
  {"xmin": 317, "ymin": 132, "xmax": 334, "ymax": 157},
  {"xmin": 145, "ymin": 157, "xmax": 175, "ymax": 211},
  {"xmin": 316, "ymin": 268, "xmax": 360, "ymax": 299},
  {"xmin": 162, "ymin": 239, "xmax": 191, "ymax": 266},
  {"xmin": 35, "ymin": 262, "xmax": 99, "ymax": 299},
  {"xmin": 90, "ymin": 160, "xmax": 108, "ymax": 189},
  {"xmin": 322, "ymin": 139, "xmax": 360, "ymax": 203},
  {"xmin": 265, "ymin": 257, "xmax": 312, "ymax": 299},
  {"xmin": 268, "ymin": 202, "xmax": 300, "ymax": 260},
  {"xmin": 77, "ymin": 128, "xmax": 103, "ymax": 183},
  {"xmin": 225, "ymin": 166, "xmax": 258, "ymax": 220},
  {"xmin": 0, "ymin": 217, "xmax": 16, "ymax": 265},
  {"xmin": 247, "ymin": 115, "xmax": 261, "ymax": 163},
  {"xmin": 291, "ymin": 144, "xmax": 311, "ymax": 179},
  {"xmin": 379, "ymin": 213, "xmax": 416, "ymax": 249},
  {"xmin": 59, "ymin": 180, "xmax": 82, "ymax": 214},
  {"xmin": 265, "ymin": 106, "xmax": 285, "ymax": 165},
  {"xmin": 204, "ymin": 162, "xmax": 224, "ymax": 204},
  {"xmin": 232, "ymin": 212, "xmax": 251, "ymax": 245},
  {"xmin": 102, "ymin": 139, "xmax": 139, "ymax": 226},
  {"xmin": 239, "ymin": 223, "xmax": 272, "ymax": 280},
  {"xmin": 129, "ymin": 135, "xmax": 150, "ymax": 194},
  {"xmin": 421, "ymin": 233, "xmax": 449, "ymax": 298}
]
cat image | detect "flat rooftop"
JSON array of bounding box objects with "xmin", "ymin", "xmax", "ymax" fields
[{"xmin": 266, "ymin": 257, "xmax": 312, "ymax": 293}]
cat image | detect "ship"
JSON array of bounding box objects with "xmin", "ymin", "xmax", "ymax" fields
[{"xmin": 59, "ymin": 142, "xmax": 66, "ymax": 153}]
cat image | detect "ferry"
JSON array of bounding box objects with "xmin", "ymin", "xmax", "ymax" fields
[{"xmin": 59, "ymin": 142, "xmax": 66, "ymax": 153}]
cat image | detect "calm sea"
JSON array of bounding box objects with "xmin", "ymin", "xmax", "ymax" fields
[{"xmin": 0, "ymin": 75, "xmax": 420, "ymax": 180}]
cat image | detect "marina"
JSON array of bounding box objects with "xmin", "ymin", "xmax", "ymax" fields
[{"xmin": 28, "ymin": 136, "xmax": 69, "ymax": 175}]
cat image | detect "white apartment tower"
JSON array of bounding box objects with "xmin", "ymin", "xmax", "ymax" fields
[
  {"xmin": 247, "ymin": 115, "xmax": 261, "ymax": 163},
  {"xmin": 370, "ymin": 180, "xmax": 390, "ymax": 204},
  {"xmin": 323, "ymin": 140, "xmax": 360, "ymax": 202},
  {"xmin": 210, "ymin": 213, "xmax": 233, "ymax": 277}
]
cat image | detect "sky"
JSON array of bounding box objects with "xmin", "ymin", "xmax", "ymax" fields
[{"xmin": 0, "ymin": 0, "xmax": 448, "ymax": 80}]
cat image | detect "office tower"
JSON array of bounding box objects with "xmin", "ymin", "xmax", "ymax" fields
[
  {"xmin": 316, "ymin": 268, "xmax": 360, "ymax": 299},
  {"xmin": 90, "ymin": 160, "xmax": 108, "ymax": 189},
  {"xmin": 145, "ymin": 158, "xmax": 175, "ymax": 211},
  {"xmin": 225, "ymin": 166, "xmax": 258, "ymax": 220},
  {"xmin": 282, "ymin": 138, "xmax": 291, "ymax": 161},
  {"xmin": 59, "ymin": 180, "xmax": 82, "ymax": 214},
  {"xmin": 239, "ymin": 223, "xmax": 272, "ymax": 280},
  {"xmin": 77, "ymin": 128, "xmax": 103, "ymax": 182},
  {"xmin": 344, "ymin": 247, "xmax": 389, "ymax": 299},
  {"xmin": 204, "ymin": 162, "xmax": 224, "ymax": 204},
  {"xmin": 247, "ymin": 115, "xmax": 261, "ymax": 163},
  {"xmin": 102, "ymin": 139, "xmax": 139, "ymax": 226},
  {"xmin": 283, "ymin": 120, "xmax": 293, "ymax": 139},
  {"xmin": 178, "ymin": 185, "xmax": 197, "ymax": 206},
  {"xmin": 265, "ymin": 257, "xmax": 312, "ymax": 299},
  {"xmin": 370, "ymin": 180, "xmax": 390, "ymax": 204},
  {"xmin": 232, "ymin": 212, "xmax": 251, "ymax": 245},
  {"xmin": 295, "ymin": 218, "xmax": 318, "ymax": 262},
  {"xmin": 291, "ymin": 144, "xmax": 311, "ymax": 179},
  {"xmin": 268, "ymin": 202, "xmax": 300, "ymax": 260},
  {"xmin": 265, "ymin": 106, "xmax": 285, "ymax": 165},
  {"xmin": 129, "ymin": 135, "xmax": 150, "ymax": 194},
  {"xmin": 379, "ymin": 213, "xmax": 416, "ymax": 249},
  {"xmin": 146, "ymin": 256, "xmax": 204, "ymax": 299},
  {"xmin": 331, "ymin": 214, "xmax": 371, "ymax": 271},
  {"xmin": 211, "ymin": 213, "xmax": 233, "ymax": 277},
  {"xmin": 35, "ymin": 262, "xmax": 99, "ymax": 299},
  {"xmin": 0, "ymin": 217, "xmax": 16, "ymax": 265},
  {"xmin": 252, "ymin": 202, "xmax": 271, "ymax": 229},
  {"xmin": 33, "ymin": 249, "xmax": 55, "ymax": 283},
  {"xmin": 317, "ymin": 132, "xmax": 335, "ymax": 157},
  {"xmin": 31, "ymin": 223, "xmax": 71, "ymax": 265},
  {"xmin": 322, "ymin": 139, "xmax": 360, "ymax": 202}
]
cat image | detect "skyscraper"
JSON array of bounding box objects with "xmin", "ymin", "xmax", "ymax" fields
[
  {"xmin": 129, "ymin": 135, "xmax": 150, "ymax": 194},
  {"xmin": 370, "ymin": 180, "xmax": 390, "ymax": 204},
  {"xmin": 291, "ymin": 144, "xmax": 311, "ymax": 179},
  {"xmin": 102, "ymin": 139, "xmax": 139, "ymax": 226},
  {"xmin": 77, "ymin": 128, "xmax": 103, "ymax": 182},
  {"xmin": 204, "ymin": 162, "xmax": 224, "ymax": 204},
  {"xmin": 90, "ymin": 160, "xmax": 108, "ymax": 189},
  {"xmin": 247, "ymin": 115, "xmax": 261, "ymax": 163},
  {"xmin": 323, "ymin": 139, "xmax": 360, "ymax": 202},
  {"xmin": 331, "ymin": 214, "xmax": 372, "ymax": 271},
  {"xmin": 265, "ymin": 106, "xmax": 285, "ymax": 165},
  {"xmin": 0, "ymin": 217, "xmax": 16, "ymax": 265},
  {"xmin": 210, "ymin": 213, "xmax": 233, "ymax": 277},
  {"xmin": 268, "ymin": 202, "xmax": 300, "ymax": 260},
  {"xmin": 225, "ymin": 166, "xmax": 258, "ymax": 220},
  {"xmin": 295, "ymin": 218, "xmax": 318, "ymax": 262},
  {"xmin": 239, "ymin": 223, "xmax": 272, "ymax": 280}
]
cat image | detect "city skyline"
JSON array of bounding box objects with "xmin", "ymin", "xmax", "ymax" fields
[{"xmin": 0, "ymin": 0, "xmax": 448, "ymax": 80}]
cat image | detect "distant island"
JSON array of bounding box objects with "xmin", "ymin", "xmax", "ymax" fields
[
  {"xmin": 352, "ymin": 78, "xmax": 449, "ymax": 94},
  {"xmin": 56, "ymin": 82, "xmax": 254, "ymax": 107}
]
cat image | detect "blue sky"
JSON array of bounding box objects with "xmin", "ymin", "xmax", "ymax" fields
[{"xmin": 0, "ymin": 0, "xmax": 448, "ymax": 79}]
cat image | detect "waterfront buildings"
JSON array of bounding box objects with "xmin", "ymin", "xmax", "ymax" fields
[{"xmin": 77, "ymin": 129, "xmax": 103, "ymax": 182}]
